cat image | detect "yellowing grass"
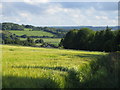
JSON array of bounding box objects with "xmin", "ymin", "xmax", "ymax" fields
[{"xmin": 2, "ymin": 45, "xmax": 107, "ymax": 88}]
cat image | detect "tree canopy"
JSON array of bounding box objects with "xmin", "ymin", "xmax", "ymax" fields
[{"xmin": 60, "ymin": 27, "xmax": 120, "ymax": 52}]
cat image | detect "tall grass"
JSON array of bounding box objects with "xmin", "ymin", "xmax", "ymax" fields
[
  {"xmin": 76, "ymin": 52, "xmax": 120, "ymax": 88},
  {"xmin": 2, "ymin": 45, "xmax": 119, "ymax": 88}
]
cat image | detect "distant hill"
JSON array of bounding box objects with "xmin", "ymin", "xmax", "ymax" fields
[
  {"xmin": 1, "ymin": 22, "xmax": 119, "ymax": 31},
  {"xmin": 50, "ymin": 26, "xmax": 118, "ymax": 31}
]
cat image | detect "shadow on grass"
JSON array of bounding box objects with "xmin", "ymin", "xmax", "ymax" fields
[
  {"xmin": 74, "ymin": 54, "xmax": 103, "ymax": 58},
  {"xmin": 64, "ymin": 69, "xmax": 81, "ymax": 88},
  {"xmin": 3, "ymin": 76, "xmax": 59, "ymax": 88},
  {"xmin": 60, "ymin": 53, "xmax": 104, "ymax": 61},
  {"xmin": 9, "ymin": 67, "xmax": 81, "ymax": 88},
  {"xmin": 12, "ymin": 66, "xmax": 69, "ymax": 72},
  {"xmin": 81, "ymin": 53, "xmax": 119, "ymax": 88},
  {"xmin": 11, "ymin": 65, "xmax": 81, "ymax": 88}
]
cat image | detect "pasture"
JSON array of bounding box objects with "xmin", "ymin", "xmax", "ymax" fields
[
  {"xmin": 8, "ymin": 30, "xmax": 54, "ymax": 37},
  {"xmin": 2, "ymin": 45, "xmax": 111, "ymax": 88}
]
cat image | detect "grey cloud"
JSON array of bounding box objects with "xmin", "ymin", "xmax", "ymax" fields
[{"xmin": 60, "ymin": 2, "xmax": 118, "ymax": 11}]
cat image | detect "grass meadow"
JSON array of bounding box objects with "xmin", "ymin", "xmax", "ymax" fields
[
  {"xmin": 8, "ymin": 30, "xmax": 54, "ymax": 37},
  {"xmin": 2, "ymin": 45, "xmax": 119, "ymax": 88},
  {"xmin": 40, "ymin": 38, "xmax": 61, "ymax": 45}
]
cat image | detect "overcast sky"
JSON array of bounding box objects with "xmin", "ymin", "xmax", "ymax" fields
[{"xmin": 1, "ymin": 1, "xmax": 119, "ymax": 26}]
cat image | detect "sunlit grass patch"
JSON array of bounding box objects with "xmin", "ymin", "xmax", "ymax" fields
[
  {"xmin": 9, "ymin": 30, "xmax": 54, "ymax": 37},
  {"xmin": 2, "ymin": 45, "xmax": 108, "ymax": 88}
]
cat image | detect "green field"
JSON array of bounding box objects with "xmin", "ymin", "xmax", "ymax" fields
[
  {"xmin": 20, "ymin": 38, "xmax": 61, "ymax": 46},
  {"xmin": 42, "ymin": 38, "xmax": 61, "ymax": 45},
  {"xmin": 9, "ymin": 30, "xmax": 54, "ymax": 37},
  {"xmin": 24, "ymin": 28, "xmax": 32, "ymax": 31},
  {"xmin": 2, "ymin": 45, "xmax": 112, "ymax": 88}
]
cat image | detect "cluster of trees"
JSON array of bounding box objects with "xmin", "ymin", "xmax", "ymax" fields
[
  {"xmin": 2, "ymin": 31, "xmax": 58, "ymax": 48},
  {"xmin": 35, "ymin": 39, "xmax": 44, "ymax": 43},
  {"xmin": 2, "ymin": 31, "xmax": 35, "ymax": 46},
  {"xmin": 60, "ymin": 27, "xmax": 120, "ymax": 52},
  {"xmin": 40, "ymin": 42, "xmax": 58, "ymax": 48},
  {"xmin": 2, "ymin": 23, "xmax": 24, "ymax": 30},
  {"xmin": 19, "ymin": 35, "xmax": 58, "ymax": 38}
]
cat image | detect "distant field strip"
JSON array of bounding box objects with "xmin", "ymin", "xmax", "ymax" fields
[
  {"xmin": 43, "ymin": 38, "xmax": 61, "ymax": 45},
  {"xmin": 9, "ymin": 30, "xmax": 54, "ymax": 36},
  {"xmin": 2, "ymin": 45, "xmax": 107, "ymax": 88},
  {"xmin": 20, "ymin": 38, "xmax": 61, "ymax": 46}
]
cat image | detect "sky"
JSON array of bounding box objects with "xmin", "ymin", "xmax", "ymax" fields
[{"xmin": 0, "ymin": 0, "xmax": 119, "ymax": 26}]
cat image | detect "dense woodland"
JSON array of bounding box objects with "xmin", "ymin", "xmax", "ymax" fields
[{"xmin": 60, "ymin": 27, "xmax": 120, "ymax": 52}]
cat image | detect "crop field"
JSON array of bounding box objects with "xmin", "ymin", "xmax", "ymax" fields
[
  {"xmin": 2, "ymin": 45, "xmax": 109, "ymax": 88},
  {"xmin": 8, "ymin": 30, "xmax": 54, "ymax": 37}
]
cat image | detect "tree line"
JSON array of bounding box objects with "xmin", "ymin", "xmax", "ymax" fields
[
  {"xmin": 60, "ymin": 27, "xmax": 120, "ymax": 52},
  {"xmin": 1, "ymin": 31, "xmax": 58, "ymax": 48},
  {"xmin": 2, "ymin": 23, "xmax": 24, "ymax": 30},
  {"xmin": 2, "ymin": 31, "xmax": 35, "ymax": 46}
]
